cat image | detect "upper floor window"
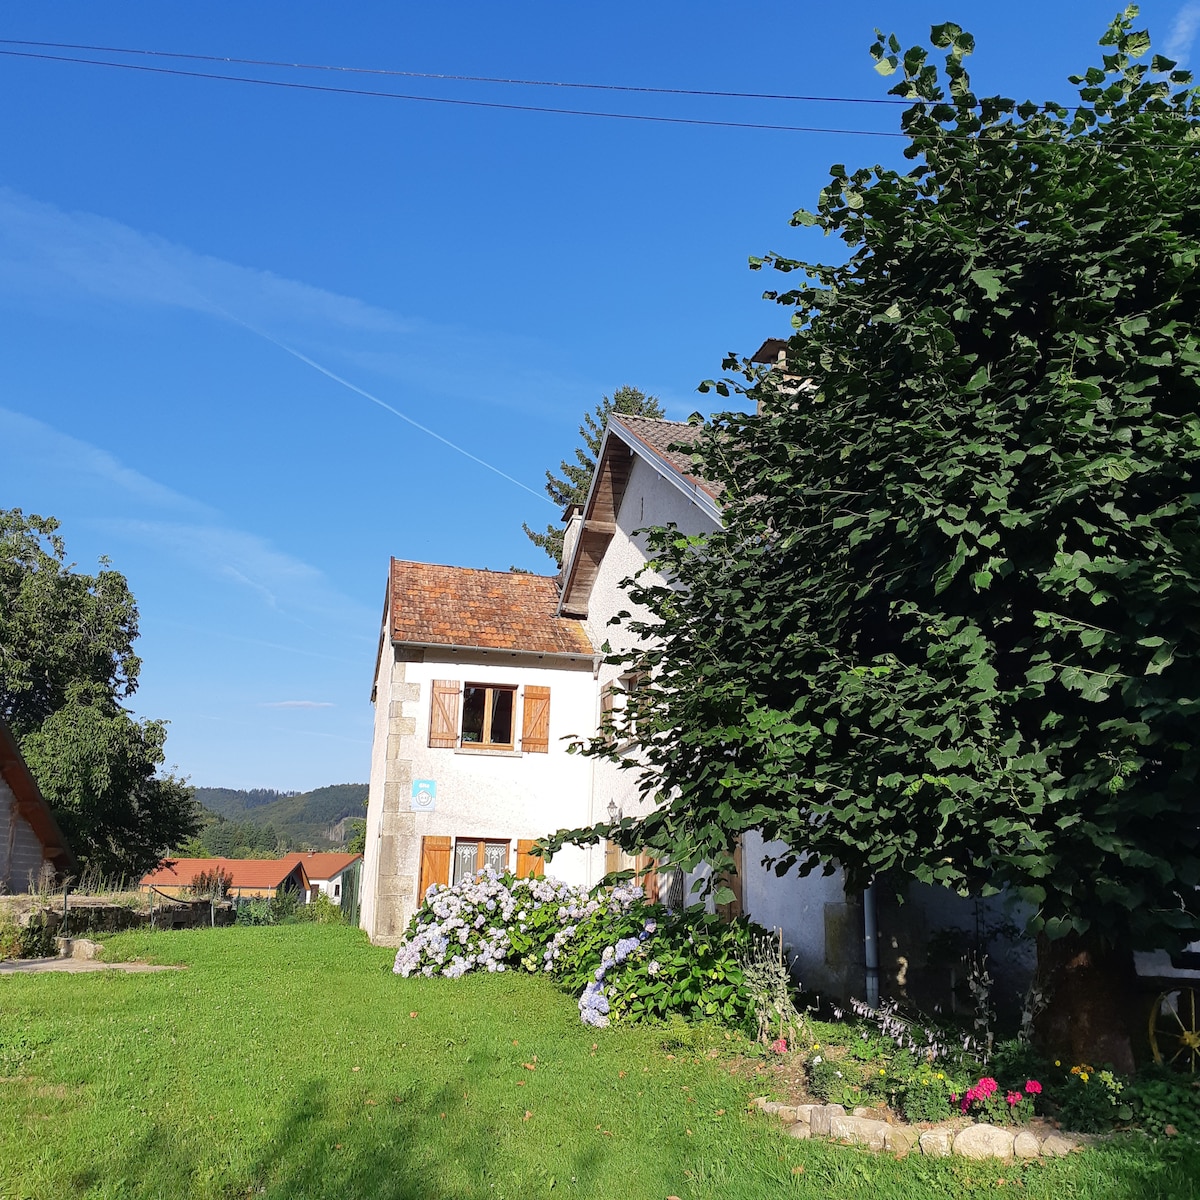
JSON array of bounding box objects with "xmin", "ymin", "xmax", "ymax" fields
[{"xmin": 428, "ymin": 680, "xmax": 550, "ymax": 753}]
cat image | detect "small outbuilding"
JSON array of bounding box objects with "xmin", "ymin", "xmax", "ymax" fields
[
  {"xmin": 0, "ymin": 719, "xmax": 75, "ymax": 892},
  {"xmin": 279, "ymin": 851, "xmax": 362, "ymax": 903},
  {"xmin": 140, "ymin": 857, "xmax": 310, "ymax": 900}
]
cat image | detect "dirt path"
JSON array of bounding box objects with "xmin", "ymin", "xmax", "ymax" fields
[{"xmin": 0, "ymin": 957, "xmax": 184, "ymax": 975}]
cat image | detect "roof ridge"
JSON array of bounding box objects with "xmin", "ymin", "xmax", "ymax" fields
[
  {"xmin": 392, "ymin": 558, "xmax": 557, "ymax": 581},
  {"xmin": 613, "ymin": 413, "xmax": 700, "ymax": 428}
]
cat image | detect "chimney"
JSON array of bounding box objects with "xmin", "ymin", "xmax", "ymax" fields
[{"xmin": 558, "ymin": 503, "xmax": 584, "ymax": 591}]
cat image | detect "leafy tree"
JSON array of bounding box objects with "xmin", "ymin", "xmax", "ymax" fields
[
  {"xmin": 548, "ymin": 10, "xmax": 1200, "ymax": 1066},
  {"xmin": 524, "ymin": 386, "xmax": 665, "ymax": 565},
  {"xmin": 0, "ymin": 509, "xmax": 197, "ymax": 877}
]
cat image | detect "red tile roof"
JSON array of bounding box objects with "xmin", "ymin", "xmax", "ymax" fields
[
  {"xmin": 279, "ymin": 852, "xmax": 361, "ymax": 880},
  {"xmin": 140, "ymin": 857, "xmax": 309, "ymax": 891},
  {"xmin": 389, "ymin": 560, "xmax": 594, "ymax": 655},
  {"xmin": 610, "ymin": 415, "xmax": 722, "ymax": 501}
]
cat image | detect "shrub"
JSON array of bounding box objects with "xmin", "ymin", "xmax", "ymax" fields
[
  {"xmin": 393, "ymin": 869, "xmax": 763, "ymax": 1030},
  {"xmin": 1051, "ymin": 1063, "xmax": 1132, "ymax": 1133},
  {"xmin": 1128, "ymin": 1068, "xmax": 1200, "ymax": 1140},
  {"xmin": 296, "ymin": 892, "xmax": 344, "ymax": 925},
  {"xmin": 188, "ymin": 867, "xmax": 233, "ymax": 900}
]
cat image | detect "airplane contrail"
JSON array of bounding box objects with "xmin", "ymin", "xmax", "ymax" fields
[{"xmin": 219, "ymin": 308, "xmax": 554, "ymax": 505}]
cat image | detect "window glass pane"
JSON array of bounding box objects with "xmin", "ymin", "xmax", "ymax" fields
[
  {"xmin": 483, "ymin": 841, "xmax": 508, "ymax": 875},
  {"xmin": 461, "ymin": 687, "xmax": 485, "ymax": 743},
  {"xmin": 453, "ymin": 840, "xmax": 479, "ymax": 884},
  {"xmin": 489, "ymin": 688, "xmax": 514, "ymax": 745}
]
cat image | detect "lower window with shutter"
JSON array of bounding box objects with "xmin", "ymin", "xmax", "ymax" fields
[
  {"xmin": 417, "ymin": 835, "xmax": 452, "ymax": 901},
  {"xmin": 452, "ymin": 838, "xmax": 511, "ymax": 884}
]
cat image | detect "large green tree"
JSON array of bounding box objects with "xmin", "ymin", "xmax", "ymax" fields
[
  {"xmin": 524, "ymin": 386, "xmax": 665, "ymax": 565},
  {"xmin": 0, "ymin": 510, "xmax": 197, "ymax": 877},
  {"xmin": 548, "ymin": 10, "xmax": 1200, "ymax": 1065}
]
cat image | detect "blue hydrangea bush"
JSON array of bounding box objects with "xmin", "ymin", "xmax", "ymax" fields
[{"xmin": 393, "ymin": 868, "xmax": 760, "ymax": 1030}]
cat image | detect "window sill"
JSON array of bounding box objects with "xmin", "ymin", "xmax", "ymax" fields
[{"xmin": 455, "ymin": 746, "xmax": 523, "ymax": 758}]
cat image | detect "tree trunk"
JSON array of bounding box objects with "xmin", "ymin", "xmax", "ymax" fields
[{"xmin": 1032, "ymin": 933, "xmax": 1138, "ymax": 1072}]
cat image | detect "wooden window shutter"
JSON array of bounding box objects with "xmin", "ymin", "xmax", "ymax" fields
[
  {"xmin": 521, "ymin": 685, "xmax": 551, "ymax": 754},
  {"xmin": 417, "ymin": 835, "xmax": 451, "ymax": 902},
  {"xmin": 604, "ymin": 838, "xmax": 620, "ymax": 878},
  {"xmin": 429, "ymin": 680, "xmax": 460, "ymax": 748},
  {"xmin": 716, "ymin": 837, "xmax": 744, "ymax": 923},
  {"xmin": 636, "ymin": 853, "xmax": 659, "ymax": 903},
  {"xmin": 599, "ymin": 682, "xmax": 615, "ymax": 742},
  {"xmin": 516, "ymin": 839, "xmax": 544, "ymax": 879}
]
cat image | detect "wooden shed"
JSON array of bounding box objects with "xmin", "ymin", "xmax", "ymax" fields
[{"xmin": 0, "ymin": 719, "xmax": 75, "ymax": 891}]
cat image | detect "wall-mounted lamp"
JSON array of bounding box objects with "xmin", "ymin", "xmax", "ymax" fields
[{"xmin": 607, "ymin": 800, "xmax": 621, "ymax": 823}]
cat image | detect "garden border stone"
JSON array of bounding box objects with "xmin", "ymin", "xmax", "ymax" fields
[{"xmin": 753, "ymin": 1096, "xmax": 1086, "ymax": 1160}]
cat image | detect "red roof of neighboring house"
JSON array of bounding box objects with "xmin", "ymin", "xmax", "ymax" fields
[
  {"xmin": 279, "ymin": 851, "xmax": 361, "ymax": 880},
  {"xmin": 388, "ymin": 559, "xmax": 594, "ymax": 656},
  {"xmin": 140, "ymin": 857, "xmax": 310, "ymax": 891}
]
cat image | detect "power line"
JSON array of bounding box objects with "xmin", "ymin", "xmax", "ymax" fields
[
  {"xmin": 3, "ymin": 45, "xmax": 1191, "ymax": 148},
  {"xmin": 0, "ymin": 37, "xmax": 914, "ymax": 107},
  {"xmin": 0, "ymin": 49, "xmax": 907, "ymax": 136}
]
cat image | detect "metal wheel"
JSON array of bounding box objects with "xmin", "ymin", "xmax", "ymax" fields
[{"xmin": 1149, "ymin": 987, "xmax": 1200, "ymax": 1072}]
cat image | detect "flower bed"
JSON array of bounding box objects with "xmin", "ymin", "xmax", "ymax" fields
[{"xmin": 393, "ymin": 869, "xmax": 759, "ymax": 1029}]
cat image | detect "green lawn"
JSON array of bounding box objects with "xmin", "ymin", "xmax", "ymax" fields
[{"xmin": 0, "ymin": 925, "xmax": 1195, "ymax": 1200}]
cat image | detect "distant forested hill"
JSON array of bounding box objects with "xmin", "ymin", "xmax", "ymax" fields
[{"xmin": 189, "ymin": 783, "xmax": 368, "ymax": 854}]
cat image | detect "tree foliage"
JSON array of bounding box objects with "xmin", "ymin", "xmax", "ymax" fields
[
  {"xmin": 0, "ymin": 509, "xmax": 196, "ymax": 877},
  {"xmin": 550, "ymin": 11, "xmax": 1200, "ymax": 962},
  {"xmin": 524, "ymin": 386, "xmax": 665, "ymax": 565}
]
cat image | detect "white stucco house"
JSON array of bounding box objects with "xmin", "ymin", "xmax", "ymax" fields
[
  {"xmin": 362, "ymin": 410, "xmax": 1036, "ymax": 1009},
  {"xmin": 360, "ymin": 561, "xmax": 602, "ymax": 944},
  {"xmin": 360, "ymin": 413, "xmax": 862, "ymax": 997},
  {"xmin": 280, "ymin": 851, "xmax": 362, "ymax": 904},
  {"xmin": 555, "ymin": 414, "xmax": 862, "ymax": 999}
]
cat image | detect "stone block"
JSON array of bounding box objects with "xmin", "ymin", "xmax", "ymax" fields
[
  {"xmin": 793, "ymin": 1105, "xmax": 817, "ymax": 1125},
  {"xmin": 1039, "ymin": 1133, "xmax": 1078, "ymax": 1157},
  {"xmin": 1013, "ymin": 1131, "xmax": 1041, "ymax": 1159},
  {"xmin": 919, "ymin": 1129, "xmax": 953, "ymax": 1157},
  {"xmin": 884, "ymin": 1126, "xmax": 919, "ymax": 1155},
  {"xmin": 786, "ymin": 1122, "xmax": 811, "ymax": 1139},
  {"xmin": 389, "ymin": 716, "xmax": 417, "ymax": 741},
  {"xmin": 830, "ymin": 1114, "xmax": 889, "ymax": 1151},
  {"xmin": 776, "ymin": 1106, "xmax": 798, "ymax": 1124},
  {"xmin": 953, "ymin": 1124, "xmax": 1015, "ymax": 1160},
  {"xmin": 809, "ymin": 1104, "xmax": 845, "ymax": 1138},
  {"xmin": 750, "ymin": 1096, "xmax": 772, "ymax": 1112}
]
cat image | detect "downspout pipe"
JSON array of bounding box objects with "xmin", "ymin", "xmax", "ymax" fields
[{"xmin": 863, "ymin": 882, "xmax": 880, "ymax": 1009}]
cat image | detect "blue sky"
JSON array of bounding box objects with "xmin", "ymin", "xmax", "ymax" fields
[{"xmin": 2, "ymin": 1, "xmax": 1197, "ymax": 790}]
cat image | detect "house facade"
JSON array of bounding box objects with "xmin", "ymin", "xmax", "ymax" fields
[
  {"xmin": 0, "ymin": 719, "xmax": 75, "ymax": 892},
  {"xmin": 360, "ymin": 561, "xmax": 601, "ymax": 945},
  {"xmin": 556, "ymin": 415, "xmax": 862, "ymax": 1000}
]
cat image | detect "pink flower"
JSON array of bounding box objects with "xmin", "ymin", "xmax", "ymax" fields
[
  {"xmin": 771, "ymin": 1037, "xmax": 788, "ymax": 1054},
  {"xmin": 977, "ymin": 1077, "xmax": 998, "ymax": 1097},
  {"xmin": 1024, "ymin": 1079, "xmax": 1042, "ymax": 1095},
  {"xmin": 1006, "ymin": 1091, "xmax": 1022, "ymax": 1106}
]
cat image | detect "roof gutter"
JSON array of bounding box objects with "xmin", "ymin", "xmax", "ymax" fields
[{"xmin": 390, "ymin": 638, "xmax": 594, "ymax": 663}]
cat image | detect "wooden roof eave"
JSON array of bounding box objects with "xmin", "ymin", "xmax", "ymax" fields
[
  {"xmin": 370, "ymin": 564, "xmax": 394, "ymax": 703},
  {"xmin": 557, "ymin": 426, "xmax": 633, "ymax": 618}
]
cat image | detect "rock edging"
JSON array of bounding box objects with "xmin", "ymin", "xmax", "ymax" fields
[{"xmin": 750, "ymin": 1098, "xmax": 1086, "ymax": 1160}]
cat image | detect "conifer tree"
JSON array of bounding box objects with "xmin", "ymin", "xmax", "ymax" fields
[{"xmin": 524, "ymin": 386, "xmax": 664, "ymax": 565}]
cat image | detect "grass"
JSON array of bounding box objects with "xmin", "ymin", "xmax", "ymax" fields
[{"xmin": 0, "ymin": 925, "xmax": 1196, "ymax": 1200}]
